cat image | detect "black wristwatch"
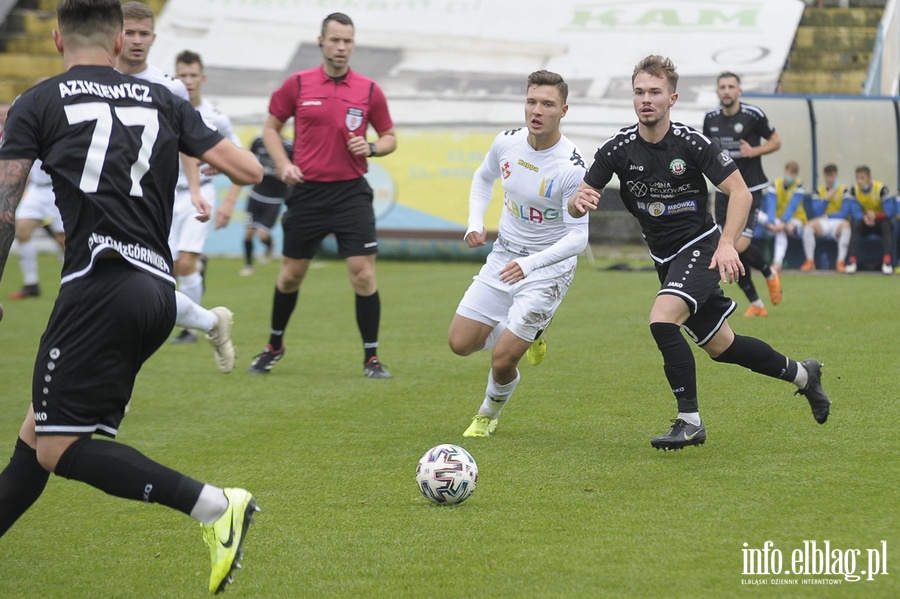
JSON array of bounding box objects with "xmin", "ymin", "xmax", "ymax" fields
[{"xmin": 368, "ymin": 142, "xmax": 378, "ymax": 157}]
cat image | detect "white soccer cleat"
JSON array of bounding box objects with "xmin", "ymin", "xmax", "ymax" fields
[{"xmin": 206, "ymin": 307, "xmax": 236, "ymax": 374}]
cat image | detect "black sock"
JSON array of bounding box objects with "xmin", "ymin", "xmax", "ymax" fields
[
  {"xmin": 0, "ymin": 438, "xmax": 50, "ymax": 537},
  {"xmin": 269, "ymin": 287, "xmax": 299, "ymax": 350},
  {"xmin": 55, "ymin": 438, "xmax": 204, "ymax": 516},
  {"xmin": 737, "ymin": 267, "xmax": 760, "ymax": 303},
  {"xmin": 649, "ymin": 322, "xmax": 698, "ymax": 413},
  {"xmin": 712, "ymin": 334, "xmax": 798, "ymax": 381},
  {"xmin": 356, "ymin": 291, "xmax": 381, "ymax": 362},
  {"xmin": 244, "ymin": 238, "xmax": 254, "ymax": 266},
  {"xmin": 741, "ymin": 244, "xmax": 773, "ymax": 279}
]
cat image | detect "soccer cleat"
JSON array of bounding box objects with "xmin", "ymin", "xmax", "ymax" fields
[
  {"xmin": 463, "ymin": 414, "xmax": 498, "ymax": 438},
  {"xmin": 743, "ymin": 304, "xmax": 768, "ymax": 317},
  {"xmin": 206, "ymin": 307, "xmax": 236, "ymax": 374},
  {"xmin": 800, "ymin": 259, "xmax": 815, "ymax": 272},
  {"xmin": 9, "ymin": 284, "xmax": 40, "ymax": 300},
  {"xmin": 844, "ymin": 261, "xmax": 857, "ymax": 274},
  {"xmin": 170, "ymin": 329, "xmax": 198, "ymax": 344},
  {"xmin": 766, "ymin": 271, "xmax": 783, "ymax": 305},
  {"xmin": 836, "ymin": 260, "xmax": 846, "ymax": 273},
  {"xmin": 794, "ymin": 358, "xmax": 830, "ymax": 424},
  {"xmin": 882, "ymin": 262, "xmax": 893, "ymax": 275},
  {"xmin": 650, "ymin": 418, "xmax": 706, "ymax": 451},
  {"xmin": 239, "ymin": 266, "xmax": 253, "ymax": 277},
  {"xmin": 247, "ymin": 344, "xmax": 284, "ymax": 374},
  {"xmin": 363, "ymin": 356, "xmax": 393, "ymax": 379},
  {"xmin": 201, "ymin": 488, "xmax": 259, "ymax": 594},
  {"xmin": 525, "ymin": 337, "xmax": 547, "ymax": 366}
]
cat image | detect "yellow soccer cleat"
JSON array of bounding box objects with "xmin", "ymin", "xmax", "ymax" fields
[
  {"xmin": 525, "ymin": 337, "xmax": 547, "ymax": 366},
  {"xmin": 462, "ymin": 414, "xmax": 498, "ymax": 438},
  {"xmin": 201, "ymin": 488, "xmax": 259, "ymax": 594}
]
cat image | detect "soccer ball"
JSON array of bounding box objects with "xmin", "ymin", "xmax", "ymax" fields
[{"xmin": 415, "ymin": 444, "xmax": 478, "ymax": 505}]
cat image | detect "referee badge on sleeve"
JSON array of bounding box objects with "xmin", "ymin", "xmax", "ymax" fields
[{"xmin": 346, "ymin": 107, "xmax": 363, "ymax": 131}]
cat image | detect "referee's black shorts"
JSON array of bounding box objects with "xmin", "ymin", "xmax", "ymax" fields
[
  {"xmin": 655, "ymin": 235, "xmax": 737, "ymax": 347},
  {"xmin": 32, "ymin": 258, "xmax": 175, "ymax": 438},
  {"xmin": 281, "ymin": 177, "xmax": 377, "ymax": 260}
]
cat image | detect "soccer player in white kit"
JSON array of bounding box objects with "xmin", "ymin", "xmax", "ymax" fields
[
  {"xmin": 115, "ymin": 1, "xmax": 235, "ymax": 372},
  {"xmin": 448, "ymin": 70, "xmax": 588, "ymax": 438},
  {"xmin": 171, "ymin": 50, "xmax": 242, "ymax": 341},
  {"xmin": 8, "ymin": 161, "xmax": 65, "ymax": 300}
]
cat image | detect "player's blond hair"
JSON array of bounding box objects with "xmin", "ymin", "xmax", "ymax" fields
[{"xmin": 121, "ymin": 1, "xmax": 154, "ymax": 25}]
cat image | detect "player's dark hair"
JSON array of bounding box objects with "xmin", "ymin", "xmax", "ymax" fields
[
  {"xmin": 527, "ymin": 70, "xmax": 568, "ymax": 104},
  {"xmin": 121, "ymin": 1, "xmax": 155, "ymax": 24},
  {"xmin": 717, "ymin": 71, "xmax": 741, "ymax": 85},
  {"xmin": 823, "ymin": 163, "xmax": 838, "ymax": 175},
  {"xmin": 57, "ymin": 0, "xmax": 123, "ymax": 48},
  {"xmin": 176, "ymin": 49, "xmax": 204, "ymax": 70},
  {"xmin": 855, "ymin": 165, "xmax": 871, "ymax": 176},
  {"xmin": 632, "ymin": 55, "xmax": 678, "ymax": 92},
  {"xmin": 322, "ymin": 12, "xmax": 354, "ymax": 36}
]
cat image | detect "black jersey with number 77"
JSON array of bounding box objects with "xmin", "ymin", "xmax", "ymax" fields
[{"xmin": 0, "ymin": 64, "xmax": 222, "ymax": 286}]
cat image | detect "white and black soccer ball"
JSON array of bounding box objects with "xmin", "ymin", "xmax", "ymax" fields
[{"xmin": 416, "ymin": 444, "xmax": 478, "ymax": 505}]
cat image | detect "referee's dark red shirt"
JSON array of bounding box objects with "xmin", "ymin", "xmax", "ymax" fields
[{"xmin": 269, "ymin": 65, "xmax": 394, "ymax": 183}]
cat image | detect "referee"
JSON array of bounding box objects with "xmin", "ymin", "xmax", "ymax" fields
[{"xmin": 249, "ymin": 12, "xmax": 397, "ymax": 377}]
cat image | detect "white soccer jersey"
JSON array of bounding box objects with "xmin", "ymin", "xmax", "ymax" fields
[
  {"xmin": 127, "ymin": 64, "xmax": 189, "ymax": 101},
  {"xmin": 468, "ymin": 127, "xmax": 588, "ymax": 276},
  {"xmin": 175, "ymin": 98, "xmax": 240, "ymax": 188}
]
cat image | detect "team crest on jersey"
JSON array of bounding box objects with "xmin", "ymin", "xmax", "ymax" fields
[
  {"xmin": 345, "ymin": 107, "xmax": 363, "ymax": 131},
  {"xmin": 649, "ymin": 202, "xmax": 666, "ymax": 217},
  {"xmin": 669, "ymin": 158, "xmax": 686, "ymax": 176},
  {"xmin": 733, "ymin": 122, "xmax": 744, "ymax": 134},
  {"xmin": 501, "ymin": 161, "xmax": 512, "ymax": 179}
]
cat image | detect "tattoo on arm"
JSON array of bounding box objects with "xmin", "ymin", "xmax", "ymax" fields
[{"xmin": 0, "ymin": 159, "xmax": 33, "ymax": 282}]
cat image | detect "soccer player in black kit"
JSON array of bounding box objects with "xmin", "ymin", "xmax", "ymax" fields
[
  {"xmin": 569, "ymin": 56, "xmax": 830, "ymax": 451},
  {"xmin": 0, "ymin": 1, "xmax": 263, "ymax": 593},
  {"xmin": 703, "ymin": 72, "xmax": 783, "ymax": 317}
]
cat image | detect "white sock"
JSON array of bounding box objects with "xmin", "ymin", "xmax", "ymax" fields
[
  {"xmin": 175, "ymin": 290, "xmax": 216, "ymax": 332},
  {"xmin": 802, "ymin": 226, "xmax": 816, "ymax": 261},
  {"xmin": 792, "ymin": 362, "xmax": 809, "ymax": 389},
  {"xmin": 190, "ymin": 484, "xmax": 229, "ymax": 524},
  {"xmin": 678, "ymin": 412, "xmax": 702, "ymax": 426},
  {"xmin": 17, "ymin": 239, "xmax": 39, "ymax": 285},
  {"xmin": 751, "ymin": 299, "xmax": 765, "ymax": 307},
  {"xmin": 837, "ymin": 227, "xmax": 851, "ymax": 262},
  {"xmin": 177, "ymin": 271, "xmax": 204, "ymax": 305},
  {"xmin": 773, "ymin": 231, "xmax": 787, "ymax": 267},
  {"xmin": 478, "ymin": 369, "xmax": 520, "ymax": 419}
]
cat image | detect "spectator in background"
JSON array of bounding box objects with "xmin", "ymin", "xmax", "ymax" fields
[
  {"xmin": 765, "ymin": 160, "xmax": 807, "ymax": 272},
  {"xmin": 845, "ymin": 165, "xmax": 895, "ymax": 275},
  {"xmin": 216, "ymin": 136, "xmax": 294, "ymax": 276},
  {"xmin": 703, "ymin": 72, "xmax": 783, "ymax": 317},
  {"xmin": 801, "ymin": 163, "xmax": 852, "ymax": 272}
]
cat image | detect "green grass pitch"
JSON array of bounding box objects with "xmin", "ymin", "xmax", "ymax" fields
[{"xmin": 0, "ymin": 253, "xmax": 897, "ymax": 597}]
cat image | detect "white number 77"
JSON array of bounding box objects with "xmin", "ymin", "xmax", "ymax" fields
[{"xmin": 64, "ymin": 102, "xmax": 159, "ymax": 197}]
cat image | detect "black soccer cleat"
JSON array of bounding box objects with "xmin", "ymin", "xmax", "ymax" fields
[
  {"xmin": 650, "ymin": 418, "xmax": 707, "ymax": 451},
  {"xmin": 795, "ymin": 358, "xmax": 830, "ymax": 424},
  {"xmin": 247, "ymin": 344, "xmax": 284, "ymax": 374},
  {"xmin": 9, "ymin": 284, "xmax": 40, "ymax": 300},
  {"xmin": 363, "ymin": 356, "xmax": 393, "ymax": 379}
]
